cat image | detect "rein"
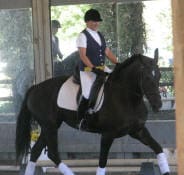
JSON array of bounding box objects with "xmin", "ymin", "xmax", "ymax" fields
[
  {"xmin": 139, "ymin": 65, "xmax": 145, "ymax": 96},
  {"xmin": 106, "ymin": 56, "xmax": 160, "ymax": 101}
]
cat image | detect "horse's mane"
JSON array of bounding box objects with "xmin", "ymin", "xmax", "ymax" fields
[{"xmin": 111, "ymin": 54, "xmax": 141, "ymax": 79}]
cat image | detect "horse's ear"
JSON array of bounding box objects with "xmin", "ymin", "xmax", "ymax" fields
[{"xmin": 154, "ymin": 48, "xmax": 159, "ymax": 64}]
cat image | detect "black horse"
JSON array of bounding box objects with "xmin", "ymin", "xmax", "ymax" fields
[{"xmin": 15, "ymin": 53, "xmax": 170, "ymax": 175}]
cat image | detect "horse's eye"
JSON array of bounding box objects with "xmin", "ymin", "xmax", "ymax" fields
[{"xmin": 152, "ymin": 70, "xmax": 155, "ymax": 77}]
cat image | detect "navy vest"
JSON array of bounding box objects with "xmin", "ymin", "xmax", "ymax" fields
[
  {"xmin": 79, "ymin": 29, "xmax": 106, "ymax": 71},
  {"xmin": 52, "ymin": 36, "xmax": 59, "ymax": 58}
]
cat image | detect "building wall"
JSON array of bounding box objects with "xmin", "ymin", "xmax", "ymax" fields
[{"xmin": 0, "ymin": 119, "xmax": 175, "ymax": 161}]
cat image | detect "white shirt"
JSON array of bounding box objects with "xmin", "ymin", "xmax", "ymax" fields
[{"xmin": 76, "ymin": 28, "xmax": 102, "ymax": 48}]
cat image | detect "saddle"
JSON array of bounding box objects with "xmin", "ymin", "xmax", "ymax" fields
[
  {"xmin": 57, "ymin": 74, "xmax": 106, "ymax": 113},
  {"xmin": 72, "ymin": 65, "xmax": 107, "ymax": 110}
]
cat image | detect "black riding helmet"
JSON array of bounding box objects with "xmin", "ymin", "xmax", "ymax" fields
[
  {"xmin": 84, "ymin": 9, "xmax": 103, "ymax": 22},
  {"xmin": 51, "ymin": 20, "xmax": 61, "ymax": 28}
]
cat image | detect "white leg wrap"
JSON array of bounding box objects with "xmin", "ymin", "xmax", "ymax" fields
[
  {"xmin": 157, "ymin": 152, "xmax": 170, "ymax": 174},
  {"xmin": 58, "ymin": 162, "xmax": 74, "ymax": 175},
  {"xmin": 24, "ymin": 161, "xmax": 36, "ymax": 175},
  {"xmin": 96, "ymin": 167, "xmax": 106, "ymax": 175}
]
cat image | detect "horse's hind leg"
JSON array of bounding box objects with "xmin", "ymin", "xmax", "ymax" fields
[
  {"xmin": 43, "ymin": 127, "xmax": 74, "ymax": 175},
  {"xmin": 129, "ymin": 126, "xmax": 170, "ymax": 175},
  {"xmin": 97, "ymin": 134, "xmax": 114, "ymax": 175},
  {"xmin": 24, "ymin": 131, "xmax": 46, "ymax": 175}
]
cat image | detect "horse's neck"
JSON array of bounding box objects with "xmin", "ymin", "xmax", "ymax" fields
[{"xmin": 106, "ymin": 67, "xmax": 141, "ymax": 97}]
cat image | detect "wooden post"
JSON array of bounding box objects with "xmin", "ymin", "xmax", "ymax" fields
[
  {"xmin": 172, "ymin": 1, "xmax": 184, "ymax": 174},
  {"xmin": 32, "ymin": 0, "xmax": 52, "ymax": 83}
]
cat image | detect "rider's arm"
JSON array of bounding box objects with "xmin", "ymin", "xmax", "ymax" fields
[
  {"xmin": 77, "ymin": 32, "xmax": 94, "ymax": 69},
  {"xmin": 78, "ymin": 47, "xmax": 94, "ymax": 68},
  {"xmin": 105, "ymin": 47, "xmax": 118, "ymax": 64}
]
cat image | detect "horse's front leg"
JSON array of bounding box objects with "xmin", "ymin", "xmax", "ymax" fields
[
  {"xmin": 97, "ymin": 134, "xmax": 114, "ymax": 175},
  {"xmin": 129, "ymin": 126, "xmax": 170, "ymax": 175}
]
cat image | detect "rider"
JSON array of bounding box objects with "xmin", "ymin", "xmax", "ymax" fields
[
  {"xmin": 76, "ymin": 8, "xmax": 118, "ymax": 128},
  {"xmin": 51, "ymin": 20, "xmax": 63, "ymax": 61}
]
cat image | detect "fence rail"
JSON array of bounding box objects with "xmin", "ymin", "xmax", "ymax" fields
[
  {"xmin": 0, "ymin": 97, "xmax": 13, "ymax": 101},
  {"xmin": 0, "ymin": 80, "xmax": 12, "ymax": 84}
]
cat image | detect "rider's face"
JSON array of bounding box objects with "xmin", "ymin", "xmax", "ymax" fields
[
  {"xmin": 52, "ymin": 27, "xmax": 58, "ymax": 35},
  {"xmin": 86, "ymin": 21, "xmax": 100, "ymax": 31}
]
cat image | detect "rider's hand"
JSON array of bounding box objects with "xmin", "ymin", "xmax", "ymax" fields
[
  {"xmin": 92, "ymin": 67, "xmax": 105, "ymax": 76},
  {"xmin": 115, "ymin": 62, "xmax": 121, "ymax": 68}
]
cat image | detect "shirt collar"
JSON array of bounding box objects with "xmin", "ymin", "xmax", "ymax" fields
[{"xmin": 86, "ymin": 27, "xmax": 98, "ymax": 34}]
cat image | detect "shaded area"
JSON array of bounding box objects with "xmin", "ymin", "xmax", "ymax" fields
[{"xmin": 53, "ymin": 51, "xmax": 80, "ymax": 77}]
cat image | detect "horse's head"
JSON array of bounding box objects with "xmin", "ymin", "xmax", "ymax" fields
[
  {"xmin": 111, "ymin": 51, "xmax": 162, "ymax": 112},
  {"xmin": 136, "ymin": 53, "xmax": 162, "ymax": 112}
]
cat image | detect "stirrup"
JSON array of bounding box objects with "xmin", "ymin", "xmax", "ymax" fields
[
  {"xmin": 78, "ymin": 119, "xmax": 83, "ymax": 130},
  {"xmin": 78, "ymin": 119, "xmax": 86, "ymax": 131},
  {"xmin": 88, "ymin": 108, "xmax": 95, "ymax": 114}
]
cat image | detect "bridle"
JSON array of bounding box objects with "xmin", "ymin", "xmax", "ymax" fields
[{"xmin": 139, "ymin": 63, "xmax": 160, "ymax": 100}]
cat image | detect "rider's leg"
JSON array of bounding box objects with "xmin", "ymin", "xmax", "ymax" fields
[
  {"xmin": 79, "ymin": 75, "xmax": 106, "ymax": 130},
  {"xmin": 88, "ymin": 75, "xmax": 106, "ymax": 109},
  {"xmin": 88, "ymin": 65, "xmax": 110, "ymax": 110},
  {"xmin": 78, "ymin": 71, "xmax": 96, "ymax": 120},
  {"xmin": 77, "ymin": 96, "xmax": 89, "ymax": 121},
  {"xmin": 129, "ymin": 126, "xmax": 170, "ymax": 175}
]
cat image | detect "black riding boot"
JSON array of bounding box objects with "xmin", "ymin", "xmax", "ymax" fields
[
  {"xmin": 88, "ymin": 74, "xmax": 106, "ymax": 109},
  {"xmin": 77, "ymin": 97, "xmax": 89, "ymax": 121},
  {"xmin": 79, "ymin": 75, "xmax": 106, "ymax": 130}
]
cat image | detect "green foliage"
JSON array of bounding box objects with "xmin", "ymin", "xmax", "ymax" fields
[
  {"xmin": 160, "ymin": 70, "xmax": 174, "ymax": 84},
  {"xmin": 51, "ymin": 3, "xmax": 147, "ymax": 62},
  {"xmin": 160, "ymin": 68, "xmax": 174, "ymax": 95},
  {"xmin": 92, "ymin": 2, "xmax": 147, "ymax": 62},
  {"xmin": 51, "ymin": 3, "xmax": 147, "ymax": 61},
  {"xmin": 156, "ymin": 7, "xmax": 172, "ymax": 53},
  {"xmin": 51, "ymin": 5, "xmax": 91, "ymax": 39},
  {"xmin": 118, "ymin": 3, "xmax": 147, "ymax": 57}
]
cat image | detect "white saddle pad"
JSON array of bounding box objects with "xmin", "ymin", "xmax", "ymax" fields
[{"xmin": 57, "ymin": 76, "xmax": 104, "ymax": 112}]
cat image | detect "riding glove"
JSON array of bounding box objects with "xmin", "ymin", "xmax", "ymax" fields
[{"xmin": 92, "ymin": 67, "xmax": 105, "ymax": 76}]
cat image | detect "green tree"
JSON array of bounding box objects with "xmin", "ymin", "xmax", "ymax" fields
[
  {"xmin": 118, "ymin": 3, "xmax": 146, "ymax": 57},
  {"xmin": 93, "ymin": 2, "xmax": 147, "ymax": 62},
  {"xmin": 51, "ymin": 5, "xmax": 91, "ymax": 40},
  {"xmin": 157, "ymin": 6, "xmax": 172, "ymax": 55}
]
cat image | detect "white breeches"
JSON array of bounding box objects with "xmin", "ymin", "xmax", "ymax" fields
[
  {"xmin": 80, "ymin": 66, "xmax": 112, "ymax": 99},
  {"xmin": 80, "ymin": 71, "xmax": 96, "ymax": 99}
]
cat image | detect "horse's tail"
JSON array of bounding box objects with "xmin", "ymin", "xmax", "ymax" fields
[{"xmin": 15, "ymin": 87, "xmax": 33, "ymax": 163}]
